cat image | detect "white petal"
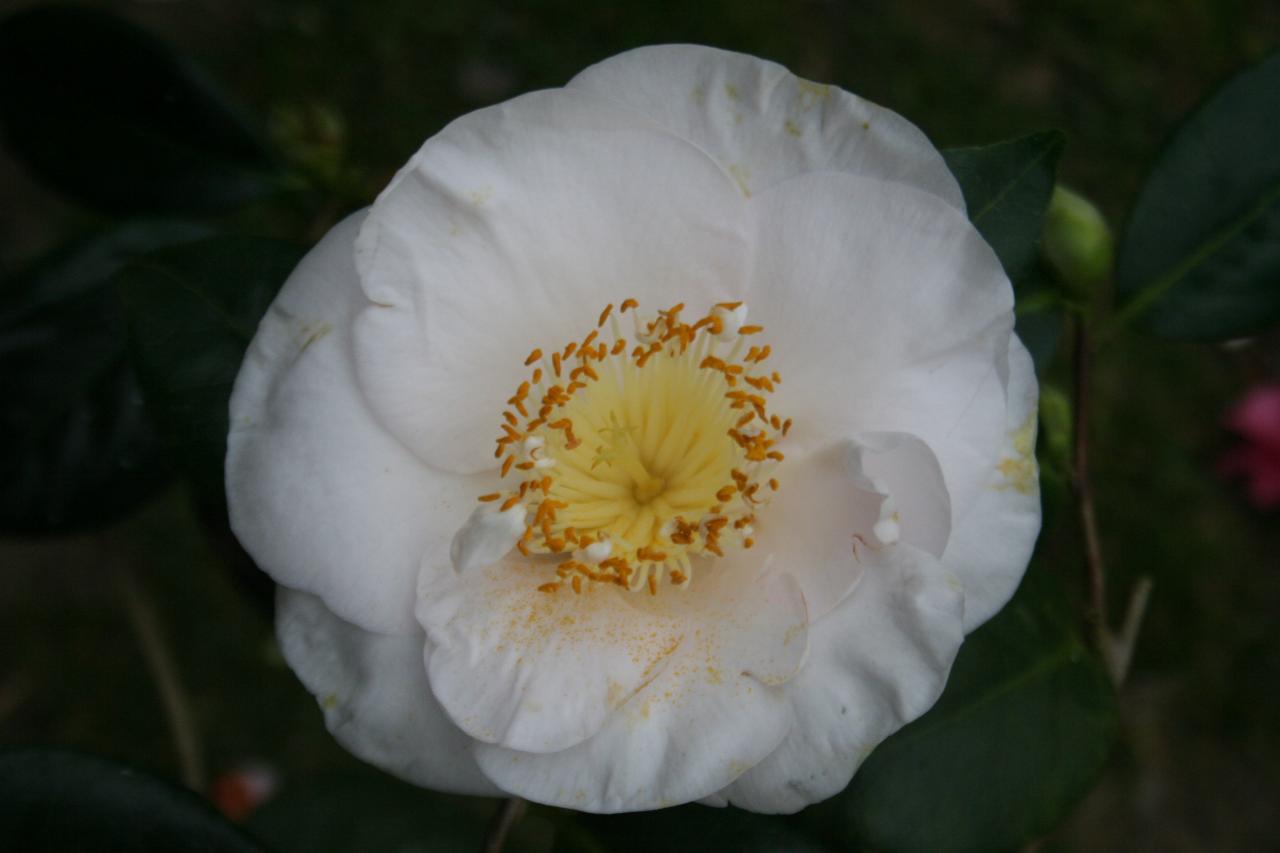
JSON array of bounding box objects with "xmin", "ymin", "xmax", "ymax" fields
[
  {"xmin": 721, "ymin": 543, "xmax": 965, "ymax": 813},
  {"xmin": 352, "ymin": 88, "xmax": 751, "ymax": 474},
  {"xmin": 450, "ymin": 502, "xmax": 527, "ymax": 574},
  {"xmin": 417, "ymin": 559, "xmax": 689, "ymax": 754},
  {"xmin": 747, "ymin": 170, "xmax": 1012, "ymax": 519},
  {"xmin": 226, "ymin": 212, "xmax": 492, "ymax": 634},
  {"xmin": 852, "ymin": 432, "xmax": 952, "ymax": 559},
  {"xmin": 471, "ymin": 564, "xmax": 808, "ymax": 812},
  {"xmin": 743, "ymin": 432, "xmax": 947, "ymax": 621},
  {"xmin": 276, "ymin": 588, "xmax": 500, "ymax": 797},
  {"xmin": 944, "ymin": 336, "xmax": 1042, "ymax": 631},
  {"xmin": 568, "ymin": 45, "xmax": 964, "ymax": 210}
]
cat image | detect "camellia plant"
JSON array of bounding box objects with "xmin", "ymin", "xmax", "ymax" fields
[{"xmin": 1, "ymin": 6, "xmax": 1277, "ymax": 853}]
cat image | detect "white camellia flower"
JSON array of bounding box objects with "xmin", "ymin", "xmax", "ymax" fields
[{"xmin": 227, "ymin": 44, "xmax": 1040, "ymax": 813}]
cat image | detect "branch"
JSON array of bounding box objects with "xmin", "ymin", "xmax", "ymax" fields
[
  {"xmin": 117, "ymin": 566, "xmax": 206, "ymax": 791},
  {"xmin": 482, "ymin": 797, "xmax": 527, "ymax": 853},
  {"xmin": 1072, "ymin": 320, "xmax": 1152, "ymax": 687}
]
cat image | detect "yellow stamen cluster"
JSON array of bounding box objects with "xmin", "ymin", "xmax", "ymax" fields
[{"xmin": 484, "ymin": 300, "xmax": 789, "ymax": 594}]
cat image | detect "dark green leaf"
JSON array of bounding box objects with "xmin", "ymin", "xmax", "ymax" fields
[
  {"xmin": 118, "ymin": 236, "xmax": 304, "ymax": 505},
  {"xmin": 0, "ymin": 6, "xmax": 284, "ymax": 216},
  {"xmin": 943, "ymin": 131, "xmax": 1066, "ymax": 288},
  {"xmin": 811, "ymin": 558, "xmax": 1118, "ymax": 853},
  {"xmin": 1114, "ymin": 48, "xmax": 1280, "ymax": 339},
  {"xmin": 0, "ymin": 749, "xmax": 261, "ymax": 852},
  {"xmin": 0, "ymin": 222, "xmax": 210, "ymax": 534},
  {"xmin": 248, "ymin": 773, "xmax": 513, "ymax": 853},
  {"xmin": 944, "ymin": 133, "xmax": 1069, "ymax": 373}
]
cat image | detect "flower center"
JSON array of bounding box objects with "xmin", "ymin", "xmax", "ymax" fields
[{"xmin": 480, "ymin": 300, "xmax": 790, "ymax": 594}]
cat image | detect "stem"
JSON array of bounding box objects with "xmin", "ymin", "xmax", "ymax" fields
[
  {"xmin": 117, "ymin": 567, "xmax": 206, "ymax": 791},
  {"xmin": 1072, "ymin": 321, "xmax": 1110, "ymax": 655},
  {"xmin": 1072, "ymin": 320, "xmax": 1152, "ymax": 687},
  {"xmin": 482, "ymin": 797, "xmax": 527, "ymax": 853}
]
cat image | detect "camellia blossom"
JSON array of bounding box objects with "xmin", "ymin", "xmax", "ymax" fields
[{"xmin": 226, "ymin": 45, "xmax": 1041, "ymax": 813}]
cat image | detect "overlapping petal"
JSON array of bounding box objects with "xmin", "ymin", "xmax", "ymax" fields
[
  {"xmin": 746, "ymin": 170, "xmax": 1012, "ymax": 521},
  {"xmin": 740, "ymin": 431, "xmax": 949, "ymax": 621},
  {"xmin": 277, "ymin": 589, "xmax": 499, "ymax": 796},
  {"xmin": 227, "ymin": 212, "xmax": 492, "ymax": 635},
  {"xmin": 940, "ymin": 337, "xmax": 1042, "ymax": 631},
  {"xmin": 470, "ymin": 563, "xmax": 808, "ymax": 811},
  {"xmin": 568, "ymin": 44, "xmax": 965, "ymax": 210},
  {"xmin": 352, "ymin": 89, "xmax": 750, "ymax": 474},
  {"xmin": 722, "ymin": 543, "xmax": 965, "ymax": 812}
]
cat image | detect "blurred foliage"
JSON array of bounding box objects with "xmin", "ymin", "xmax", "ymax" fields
[{"xmin": 1, "ymin": 1, "xmax": 1278, "ymax": 852}]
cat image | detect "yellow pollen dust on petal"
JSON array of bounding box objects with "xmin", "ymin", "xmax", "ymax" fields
[{"xmin": 481, "ymin": 300, "xmax": 790, "ymax": 595}]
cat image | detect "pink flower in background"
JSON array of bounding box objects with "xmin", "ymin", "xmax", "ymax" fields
[{"xmin": 1220, "ymin": 384, "xmax": 1280, "ymax": 509}]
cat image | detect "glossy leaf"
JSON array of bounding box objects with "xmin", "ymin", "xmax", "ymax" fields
[
  {"xmin": 945, "ymin": 132, "xmax": 1068, "ymax": 374},
  {"xmin": 1114, "ymin": 48, "xmax": 1280, "ymax": 339},
  {"xmin": 944, "ymin": 131, "xmax": 1065, "ymax": 289},
  {"xmin": 809, "ymin": 557, "xmax": 1118, "ymax": 853},
  {"xmin": 0, "ymin": 749, "xmax": 261, "ymax": 852},
  {"xmin": 118, "ymin": 236, "xmax": 304, "ymax": 504},
  {"xmin": 0, "ymin": 222, "xmax": 209, "ymax": 534},
  {"xmin": 0, "ymin": 6, "xmax": 284, "ymax": 216}
]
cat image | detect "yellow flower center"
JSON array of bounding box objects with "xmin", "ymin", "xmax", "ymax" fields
[{"xmin": 479, "ymin": 300, "xmax": 790, "ymax": 594}]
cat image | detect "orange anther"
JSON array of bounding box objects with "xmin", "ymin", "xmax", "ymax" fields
[
  {"xmin": 598, "ymin": 304, "xmax": 614, "ymax": 327},
  {"xmin": 525, "ymin": 348, "xmax": 542, "ymax": 366},
  {"xmin": 478, "ymin": 493, "xmax": 501, "ymax": 502},
  {"xmin": 620, "ymin": 298, "xmax": 639, "ymax": 313},
  {"xmin": 738, "ymin": 324, "xmax": 763, "ymax": 335},
  {"xmin": 500, "ymin": 495, "xmax": 522, "ymax": 512},
  {"xmin": 538, "ymin": 582, "xmax": 561, "ymax": 593},
  {"xmin": 501, "ymin": 456, "xmax": 515, "ymax": 477}
]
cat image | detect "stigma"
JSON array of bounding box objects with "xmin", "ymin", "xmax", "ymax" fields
[{"xmin": 482, "ymin": 300, "xmax": 790, "ymax": 594}]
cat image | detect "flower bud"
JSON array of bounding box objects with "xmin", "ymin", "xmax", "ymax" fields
[{"xmin": 1043, "ymin": 185, "xmax": 1113, "ymax": 297}]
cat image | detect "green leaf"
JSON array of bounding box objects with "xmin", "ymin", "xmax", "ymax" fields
[
  {"xmin": 812, "ymin": 558, "xmax": 1118, "ymax": 853},
  {"xmin": 1114, "ymin": 48, "xmax": 1280, "ymax": 339},
  {"xmin": 943, "ymin": 131, "xmax": 1066, "ymax": 289},
  {"xmin": 0, "ymin": 7, "xmax": 284, "ymax": 216},
  {"xmin": 945, "ymin": 132, "xmax": 1068, "ymax": 374},
  {"xmin": 248, "ymin": 773, "xmax": 516, "ymax": 853},
  {"xmin": 0, "ymin": 749, "xmax": 261, "ymax": 852},
  {"xmin": 118, "ymin": 236, "xmax": 304, "ymax": 505},
  {"xmin": 0, "ymin": 222, "xmax": 210, "ymax": 534}
]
